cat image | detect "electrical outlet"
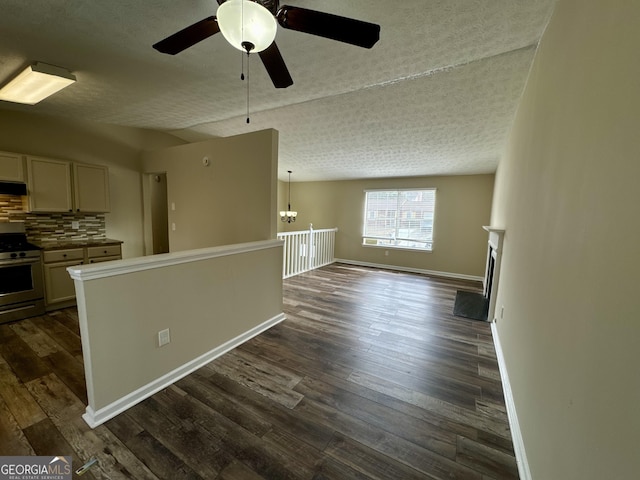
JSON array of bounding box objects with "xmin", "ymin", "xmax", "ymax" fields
[
  {"xmin": 71, "ymin": 221, "xmax": 80, "ymax": 230},
  {"xmin": 158, "ymin": 329, "xmax": 170, "ymax": 347},
  {"xmin": 171, "ymin": 223, "xmax": 176, "ymax": 231}
]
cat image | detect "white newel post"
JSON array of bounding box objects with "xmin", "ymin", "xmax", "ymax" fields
[{"xmin": 308, "ymin": 223, "xmax": 314, "ymax": 271}]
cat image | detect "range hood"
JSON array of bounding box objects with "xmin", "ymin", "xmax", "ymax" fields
[{"xmin": 0, "ymin": 181, "xmax": 27, "ymax": 195}]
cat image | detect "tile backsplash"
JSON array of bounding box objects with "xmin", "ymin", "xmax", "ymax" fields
[{"xmin": 0, "ymin": 194, "xmax": 106, "ymax": 242}]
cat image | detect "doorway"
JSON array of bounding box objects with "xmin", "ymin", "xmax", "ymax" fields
[{"xmin": 150, "ymin": 173, "xmax": 169, "ymax": 254}]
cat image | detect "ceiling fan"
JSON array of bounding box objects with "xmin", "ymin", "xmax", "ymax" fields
[{"xmin": 153, "ymin": 0, "xmax": 381, "ymax": 89}]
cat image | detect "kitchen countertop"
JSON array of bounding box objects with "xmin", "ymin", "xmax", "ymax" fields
[{"xmin": 34, "ymin": 238, "xmax": 123, "ymax": 250}]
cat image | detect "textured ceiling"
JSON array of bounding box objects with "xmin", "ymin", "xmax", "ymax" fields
[{"xmin": 0, "ymin": 0, "xmax": 556, "ymax": 181}]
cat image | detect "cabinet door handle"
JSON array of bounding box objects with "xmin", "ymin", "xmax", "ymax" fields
[
  {"xmin": 104, "ymin": 250, "xmax": 107, "ymax": 254},
  {"xmin": 62, "ymin": 254, "xmax": 67, "ymax": 258}
]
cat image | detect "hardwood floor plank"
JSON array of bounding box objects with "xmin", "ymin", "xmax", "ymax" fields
[
  {"xmin": 176, "ymin": 373, "xmax": 273, "ymax": 437},
  {"xmin": 201, "ymin": 371, "xmax": 335, "ymax": 452},
  {"xmin": 9, "ymin": 318, "xmax": 60, "ymax": 357},
  {"xmin": 216, "ymin": 460, "xmax": 266, "ymax": 480},
  {"xmin": 30, "ymin": 315, "xmax": 83, "ymax": 357},
  {"xmin": 324, "ymin": 434, "xmax": 440, "ymax": 480},
  {"xmin": 43, "ymin": 350, "xmax": 88, "ymax": 404},
  {"xmin": 204, "ymin": 348, "xmax": 304, "ymax": 409},
  {"xmin": 150, "ymin": 386, "xmax": 314, "ymax": 480},
  {"xmin": 128, "ymin": 393, "xmax": 227, "ymax": 479},
  {"xmin": 124, "ymin": 430, "xmax": 203, "ymax": 480},
  {"xmin": 347, "ymin": 370, "xmax": 512, "ymax": 440},
  {"xmin": 0, "ymin": 395, "xmax": 36, "ymax": 456},
  {"xmin": 0, "ymin": 361, "xmax": 47, "ymax": 429},
  {"xmin": 23, "ymin": 418, "xmax": 98, "ymax": 480},
  {"xmin": 0, "ymin": 324, "xmax": 51, "ymax": 383},
  {"xmin": 456, "ymin": 436, "xmax": 519, "ymax": 479},
  {"xmin": 26, "ymin": 373, "xmax": 85, "ymax": 422},
  {"xmin": 294, "ymin": 375, "xmax": 458, "ymax": 459},
  {"xmin": 311, "ymin": 457, "xmax": 376, "ymax": 480},
  {"xmin": 295, "ymin": 396, "xmax": 482, "ymax": 480},
  {"xmin": 49, "ymin": 309, "xmax": 82, "ymax": 336}
]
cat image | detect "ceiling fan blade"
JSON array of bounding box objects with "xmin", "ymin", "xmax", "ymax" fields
[
  {"xmin": 277, "ymin": 6, "xmax": 380, "ymax": 49},
  {"xmin": 258, "ymin": 42, "xmax": 293, "ymax": 88},
  {"xmin": 153, "ymin": 16, "xmax": 220, "ymax": 55}
]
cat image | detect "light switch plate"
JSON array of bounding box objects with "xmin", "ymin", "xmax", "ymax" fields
[{"xmin": 158, "ymin": 328, "xmax": 170, "ymax": 347}]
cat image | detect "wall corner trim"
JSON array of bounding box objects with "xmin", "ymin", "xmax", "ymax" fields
[
  {"xmin": 82, "ymin": 312, "xmax": 286, "ymax": 428},
  {"xmin": 491, "ymin": 322, "xmax": 532, "ymax": 480}
]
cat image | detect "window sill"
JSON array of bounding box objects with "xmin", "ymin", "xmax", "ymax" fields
[{"xmin": 362, "ymin": 244, "xmax": 433, "ymax": 254}]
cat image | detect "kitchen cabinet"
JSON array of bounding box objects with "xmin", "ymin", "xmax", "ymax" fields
[
  {"xmin": 26, "ymin": 156, "xmax": 110, "ymax": 213},
  {"xmin": 43, "ymin": 248, "xmax": 84, "ymax": 306},
  {"xmin": 26, "ymin": 156, "xmax": 73, "ymax": 212},
  {"xmin": 42, "ymin": 242, "xmax": 122, "ymax": 309},
  {"xmin": 87, "ymin": 244, "xmax": 121, "ymax": 263},
  {"xmin": 0, "ymin": 151, "xmax": 25, "ymax": 182},
  {"xmin": 73, "ymin": 163, "xmax": 110, "ymax": 213}
]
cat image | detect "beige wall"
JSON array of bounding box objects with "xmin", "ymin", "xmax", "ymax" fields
[
  {"xmin": 141, "ymin": 129, "xmax": 279, "ymax": 252},
  {"xmin": 73, "ymin": 241, "xmax": 283, "ymax": 414},
  {"xmin": 279, "ymin": 175, "xmax": 494, "ymax": 278},
  {"xmin": 0, "ymin": 110, "xmax": 184, "ymax": 258},
  {"xmin": 490, "ymin": 0, "xmax": 640, "ymax": 478}
]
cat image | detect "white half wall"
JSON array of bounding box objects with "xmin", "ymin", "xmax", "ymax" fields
[{"xmin": 69, "ymin": 239, "xmax": 284, "ymax": 427}]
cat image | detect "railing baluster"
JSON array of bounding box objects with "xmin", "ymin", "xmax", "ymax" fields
[{"xmin": 277, "ymin": 226, "xmax": 338, "ymax": 279}]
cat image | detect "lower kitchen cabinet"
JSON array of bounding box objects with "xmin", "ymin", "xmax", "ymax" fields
[
  {"xmin": 43, "ymin": 248, "xmax": 84, "ymax": 307},
  {"xmin": 87, "ymin": 244, "xmax": 121, "ymax": 263},
  {"xmin": 42, "ymin": 242, "xmax": 122, "ymax": 310}
]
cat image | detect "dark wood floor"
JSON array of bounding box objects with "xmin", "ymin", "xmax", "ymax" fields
[{"xmin": 0, "ymin": 263, "xmax": 518, "ymax": 479}]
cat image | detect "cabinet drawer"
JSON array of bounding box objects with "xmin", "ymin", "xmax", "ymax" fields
[
  {"xmin": 88, "ymin": 255, "xmax": 121, "ymax": 264},
  {"xmin": 87, "ymin": 245, "xmax": 121, "ymax": 259},
  {"xmin": 43, "ymin": 248, "xmax": 84, "ymax": 263}
]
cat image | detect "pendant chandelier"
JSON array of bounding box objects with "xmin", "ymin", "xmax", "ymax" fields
[{"xmin": 280, "ymin": 170, "xmax": 297, "ymax": 223}]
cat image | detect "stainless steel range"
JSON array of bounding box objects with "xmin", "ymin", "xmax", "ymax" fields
[{"xmin": 0, "ymin": 223, "xmax": 45, "ymax": 323}]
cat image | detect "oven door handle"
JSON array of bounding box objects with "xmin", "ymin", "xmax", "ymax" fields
[{"xmin": 0, "ymin": 257, "xmax": 40, "ymax": 266}]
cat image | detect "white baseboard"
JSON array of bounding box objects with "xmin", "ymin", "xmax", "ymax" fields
[
  {"xmin": 334, "ymin": 258, "xmax": 484, "ymax": 283},
  {"xmin": 491, "ymin": 322, "xmax": 531, "ymax": 480},
  {"xmin": 82, "ymin": 312, "xmax": 286, "ymax": 428}
]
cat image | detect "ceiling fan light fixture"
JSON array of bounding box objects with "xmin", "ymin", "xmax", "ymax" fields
[
  {"xmin": 217, "ymin": 0, "xmax": 277, "ymax": 53},
  {"xmin": 0, "ymin": 62, "xmax": 76, "ymax": 105}
]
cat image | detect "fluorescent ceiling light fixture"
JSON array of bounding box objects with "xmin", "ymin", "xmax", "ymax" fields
[
  {"xmin": 0, "ymin": 62, "xmax": 76, "ymax": 105},
  {"xmin": 217, "ymin": 0, "xmax": 277, "ymax": 53}
]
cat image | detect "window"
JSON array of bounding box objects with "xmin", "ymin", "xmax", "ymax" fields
[{"xmin": 362, "ymin": 188, "xmax": 435, "ymax": 251}]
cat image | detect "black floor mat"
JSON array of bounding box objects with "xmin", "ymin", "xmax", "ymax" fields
[{"xmin": 453, "ymin": 290, "xmax": 489, "ymax": 321}]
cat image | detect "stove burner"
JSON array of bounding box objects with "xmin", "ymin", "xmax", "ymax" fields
[{"xmin": 0, "ymin": 233, "xmax": 41, "ymax": 255}]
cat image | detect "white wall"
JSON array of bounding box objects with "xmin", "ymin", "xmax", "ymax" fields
[{"xmin": 490, "ymin": 1, "xmax": 640, "ymax": 478}]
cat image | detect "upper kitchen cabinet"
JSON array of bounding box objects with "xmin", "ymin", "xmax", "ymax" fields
[
  {"xmin": 26, "ymin": 156, "xmax": 110, "ymax": 213},
  {"xmin": 73, "ymin": 163, "xmax": 110, "ymax": 213},
  {"xmin": 27, "ymin": 156, "xmax": 73, "ymax": 212},
  {"xmin": 0, "ymin": 151, "xmax": 26, "ymax": 182}
]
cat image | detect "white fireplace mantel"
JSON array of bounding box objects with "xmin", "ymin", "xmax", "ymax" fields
[{"xmin": 482, "ymin": 226, "xmax": 505, "ymax": 322}]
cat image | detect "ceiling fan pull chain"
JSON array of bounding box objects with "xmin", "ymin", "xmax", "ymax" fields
[
  {"xmin": 240, "ymin": 50, "xmax": 245, "ymax": 81},
  {"xmin": 246, "ymin": 50, "xmax": 251, "ymax": 123}
]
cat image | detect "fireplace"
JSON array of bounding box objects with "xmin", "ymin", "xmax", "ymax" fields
[{"xmin": 482, "ymin": 226, "xmax": 505, "ymax": 322}]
